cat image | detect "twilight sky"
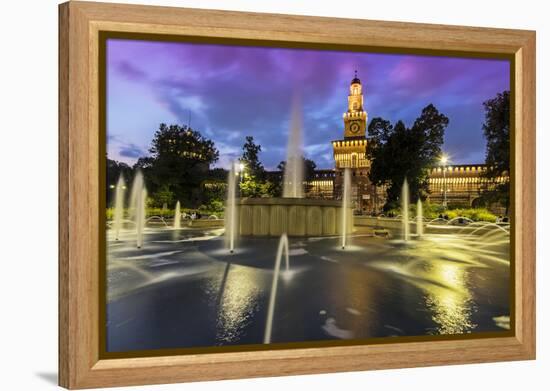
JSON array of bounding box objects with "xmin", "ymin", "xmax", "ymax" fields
[{"xmin": 106, "ymin": 39, "xmax": 510, "ymax": 170}]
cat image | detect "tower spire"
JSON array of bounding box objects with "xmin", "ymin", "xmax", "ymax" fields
[{"xmin": 351, "ymin": 69, "xmax": 361, "ymax": 85}]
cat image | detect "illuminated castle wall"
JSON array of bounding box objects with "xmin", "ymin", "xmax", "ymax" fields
[{"xmin": 426, "ymin": 165, "xmax": 508, "ymax": 208}]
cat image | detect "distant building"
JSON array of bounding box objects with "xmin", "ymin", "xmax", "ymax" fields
[
  {"xmin": 207, "ymin": 71, "xmax": 509, "ymax": 214},
  {"xmin": 426, "ymin": 164, "xmax": 508, "ymax": 209},
  {"xmin": 307, "ymin": 169, "xmax": 335, "ymax": 199},
  {"xmin": 324, "ymin": 71, "xmax": 508, "ymax": 213}
]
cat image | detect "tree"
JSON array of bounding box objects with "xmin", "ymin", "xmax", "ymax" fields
[
  {"xmin": 240, "ymin": 136, "xmax": 265, "ymax": 179},
  {"xmin": 367, "ymin": 104, "xmax": 448, "ymax": 209},
  {"xmin": 202, "ymin": 168, "xmax": 228, "ymax": 207},
  {"xmin": 137, "ymin": 123, "xmax": 219, "ymax": 207},
  {"xmin": 481, "ymin": 90, "xmax": 510, "ymax": 211},
  {"xmin": 150, "ymin": 185, "xmax": 174, "ymax": 208},
  {"xmin": 236, "ymin": 136, "xmax": 278, "ymax": 198}
]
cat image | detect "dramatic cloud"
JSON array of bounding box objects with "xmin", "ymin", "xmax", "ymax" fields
[
  {"xmin": 106, "ymin": 39, "xmax": 510, "ymax": 169},
  {"xmin": 119, "ymin": 143, "xmax": 145, "ymax": 159}
]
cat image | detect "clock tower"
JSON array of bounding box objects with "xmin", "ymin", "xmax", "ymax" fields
[
  {"xmin": 332, "ymin": 71, "xmax": 380, "ymax": 213},
  {"xmin": 343, "ymin": 70, "xmax": 368, "ymax": 138}
]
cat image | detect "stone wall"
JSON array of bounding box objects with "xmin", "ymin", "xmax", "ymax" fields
[{"xmin": 237, "ymin": 198, "xmax": 352, "ymax": 237}]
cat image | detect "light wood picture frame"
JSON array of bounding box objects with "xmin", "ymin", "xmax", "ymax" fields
[{"xmin": 59, "ymin": 1, "xmax": 536, "ymax": 389}]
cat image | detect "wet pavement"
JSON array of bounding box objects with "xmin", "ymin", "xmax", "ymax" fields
[{"xmin": 106, "ymin": 225, "xmax": 510, "ymax": 353}]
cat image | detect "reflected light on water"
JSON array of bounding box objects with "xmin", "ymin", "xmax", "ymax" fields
[
  {"xmin": 367, "ymin": 233, "xmax": 492, "ymax": 335},
  {"xmin": 423, "ymin": 262, "xmax": 476, "ymax": 334},
  {"xmin": 216, "ymin": 267, "xmax": 262, "ymax": 343}
]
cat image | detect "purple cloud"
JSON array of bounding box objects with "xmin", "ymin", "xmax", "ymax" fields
[{"xmin": 106, "ymin": 39, "xmax": 510, "ymax": 169}]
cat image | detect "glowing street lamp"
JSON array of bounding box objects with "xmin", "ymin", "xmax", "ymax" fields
[{"xmin": 234, "ymin": 162, "xmax": 246, "ymax": 197}]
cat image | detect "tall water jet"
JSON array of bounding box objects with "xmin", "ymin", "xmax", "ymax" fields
[
  {"xmin": 225, "ymin": 162, "xmax": 238, "ymax": 253},
  {"xmin": 136, "ymin": 189, "xmax": 147, "ymax": 249},
  {"xmin": 130, "ymin": 171, "xmax": 147, "ymax": 249},
  {"xmin": 282, "ymin": 97, "xmax": 304, "ymax": 198},
  {"xmin": 113, "ymin": 174, "xmax": 125, "ymax": 240},
  {"xmin": 341, "ymin": 168, "xmax": 351, "ymax": 249},
  {"xmin": 173, "ymin": 201, "xmax": 181, "ymax": 229},
  {"xmin": 416, "ymin": 199, "xmax": 424, "ymax": 237},
  {"xmin": 264, "ymin": 233, "xmax": 290, "ymax": 344},
  {"xmin": 401, "ymin": 178, "xmax": 410, "ymax": 241}
]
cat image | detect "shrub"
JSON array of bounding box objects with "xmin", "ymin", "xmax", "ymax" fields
[{"xmin": 386, "ymin": 203, "xmax": 496, "ymax": 222}]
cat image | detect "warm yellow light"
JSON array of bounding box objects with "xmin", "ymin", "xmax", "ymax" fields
[{"xmin": 440, "ymin": 154, "xmax": 449, "ymax": 165}]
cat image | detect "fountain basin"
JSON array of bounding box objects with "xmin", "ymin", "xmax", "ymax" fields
[{"xmin": 235, "ymin": 198, "xmax": 352, "ymax": 237}]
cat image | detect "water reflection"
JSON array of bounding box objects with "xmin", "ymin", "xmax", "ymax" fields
[
  {"xmin": 368, "ymin": 231, "xmax": 508, "ymax": 336},
  {"xmin": 106, "ymin": 224, "xmax": 510, "ymax": 351},
  {"xmin": 423, "ymin": 262, "xmax": 476, "ymax": 334},
  {"xmin": 216, "ymin": 266, "xmax": 263, "ymax": 343}
]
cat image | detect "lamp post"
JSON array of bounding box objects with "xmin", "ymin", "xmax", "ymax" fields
[
  {"xmin": 235, "ymin": 162, "xmax": 245, "ymax": 196},
  {"xmin": 440, "ymin": 154, "xmax": 449, "ymax": 209}
]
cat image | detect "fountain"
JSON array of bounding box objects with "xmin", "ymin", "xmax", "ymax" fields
[
  {"xmin": 113, "ymin": 174, "xmax": 125, "ymax": 240},
  {"xmin": 225, "ymin": 162, "xmax": 238, "ymax": 253},
  {"xmin": 229, "ymin": 98, "xmax": 351, "ymax": 237},
  {"xmin": 130, "ymin": 171, "xmax": 147, "ymax": 249},
  {"xmin": 341, "ymin": 168, "xmax": 351, "ymax": 249},
  {"xmin": 237, "ymin": 197, "xmax": 346, "ymax": 236},
  {"xmin": 174, "ymin": 201, "xmax": 181, "ymax": 229},
  {"xmin": 416, "ymin": 199, "xmax": 424, "ymax": 237},
  {"xmin": 263, "ymin": 233, "xmax": 290, "ymax": 344},
  {"xmin": 282, "ymin": 98, "xmax": 304, "ymax": 198},
  {"xmin": 402, "ymin": 178, "xmax": 410, "ymax": 241}
]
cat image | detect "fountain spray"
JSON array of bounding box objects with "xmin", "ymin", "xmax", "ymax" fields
[
  {"xmin": 264, "ymin": 233, "xmax": 290, "ymax": 344},
  {"xmin": 341, "ymin": 168, "xmax": 351, "ymax": 249},
  {"xmin": 416, "ymin": 198, "xmax": 423, "ymax": 237},
  {"xmin": 402, "ymin": 178, "xmax": 410, "ymax": 242},
  {"xmin": 174, "ymin": 201, "xmax": 181, "ymax": 230},
  {"xmin": 130, "ymin": 170, "xmax": 147, "ymax": 249},
  {"xmin": 225, "ymin": 162, "xmax": 238, "ymax": 253},
  {"xmin": 282, "ymin": 96, "xmax": 305, "ymax": 198},
  {"xmin": 113, "ymin": 174, "xmax": 125, "ymax": 240}
]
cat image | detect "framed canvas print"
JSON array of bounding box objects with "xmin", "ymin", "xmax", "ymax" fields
[{"xmin": 59, "ymin": 1, "xmax": 536, "ymax": 389}]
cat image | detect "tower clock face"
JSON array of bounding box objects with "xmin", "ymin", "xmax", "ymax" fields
[{"xmin": 350, "ymin": 121, "xmax": 360, "ymax": 133}]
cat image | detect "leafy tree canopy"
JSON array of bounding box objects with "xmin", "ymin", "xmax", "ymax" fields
[
  {"xmin": 135, "ymin": 123, "xmax": 219, "ymax": 207},
  {"xmin": 481, "ymin": 90, "xmax": 510, "ymax": 211},
  {"xmin": 240, "ymin": 136, "xmax": 265, "ymax": 179},
  {"xmin": 367, "ymin": 104, "xmax": 448, "ymax": 209},
  {"xmin": 483, "ymin": 90, "xmax": 510, "ymax": 176}
]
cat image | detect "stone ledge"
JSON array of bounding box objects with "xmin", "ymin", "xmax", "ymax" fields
[{"xmin": 232, "ymin": 198, "xmax": 352, "ymax": 237}]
